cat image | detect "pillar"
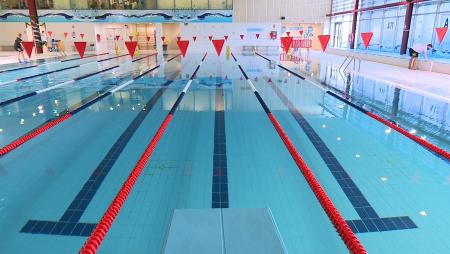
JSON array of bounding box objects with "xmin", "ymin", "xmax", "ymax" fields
[
  {"xmin": 400, "ymin": 0, "xmax": 414, "ymax": 55},
  {"xmin": 350, "ymin": 0, "xmax": 360, "ymax": 49},
  {"xmin": 27, "ymin": 0, "xmax": 43, "ymax": 54}
]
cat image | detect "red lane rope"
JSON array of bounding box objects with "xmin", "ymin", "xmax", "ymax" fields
[
  {"xmin": 79, "ymin": 115, "xmax": 173, "ymax": 254},
  {"xmin": 267, "ymin": 112, "xmax": 367, "ymax": 254},
  {"xmin": 0, "ymin": 113, "xmax": 72, "ymax": 156},
  {"xmin": 367, "ymin": 112, "xmax": 450, "ymax": 160}
]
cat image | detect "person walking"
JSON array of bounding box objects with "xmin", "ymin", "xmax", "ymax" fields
[
  {"xmin": 14, "ymin": 33, "xmax": 30, "ymax": 63},
  {"xmin": 408, "ymin": 43, "xmax": 433, "ymax": 70}
]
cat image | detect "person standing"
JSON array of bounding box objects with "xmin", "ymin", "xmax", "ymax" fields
[
  {"xmin": 408, "ymin": 43, "xmax": 433, "ymax": 70},
  {"xmin": 14, "ymin": 33, "xmax": 29, "ymax": 63}
]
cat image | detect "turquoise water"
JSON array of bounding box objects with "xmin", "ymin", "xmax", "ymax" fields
[{"xmin": 0, "ymin": 52, "xmax": 449, "ymax": 253}]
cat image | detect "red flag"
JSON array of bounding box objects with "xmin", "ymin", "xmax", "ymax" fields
[
  {"xmin": 177, "ymin": 40, "xmax": 190, "ymax": 57},
  {"xmin": 47, "ymin": 31, "xmax": 52, "ymax": 37},
  {"xmin": 129, "ymin": 35, "xmax": 133, "ymax": 41},
  {"xmin": 21, "ymin": 41, "xmax": 34, "ymax": 58},
  {"xmin": 240, "ymin": 34, "xmax": 244, "ymax": 40},
  {"xmin": 96, "ymin": 34, "xmax": 101, "ymax": 43},
  {"xmin": 224, "ymin": 35, "xmax": 228, "ymax": 41},
  {"xmin": 161, "ymin": 36, "xmax": 165, "ymax": 42},
  {"xmin": 80, "ymin": 33, "xmax": 85, "ymax": 39},
  {"xmin": 146, "ymin": 36, "xmax": 151, "ymax": 42},
  {"xmin": 280, "ymin": 37, "xmax": 293, "ymax": 54},
  {"xmin": 256, "ymin": 33, "xmax": 260, "ymax": 39},
  {"xmin": 193, "ymin": 36, "xmax": 197, "ymax": 42},
  {"xmin": 115, "ymin": 35, "xmax": 120, "ymax": 40},
  {"xmin": 286, "ymin": 31, "xmax": 290, "ymax": 37},
  {"xmin": 212, "ymin": 39, "xmax": 225, "ymax": 56},
  {"xmin": 361, "ymin": 32, "xmax": 373, "ymax": 49},
  {"xmin": 64, "ymin": 32, "xmax": 68, "ymax": 38},
  {"xmin": 436, "ymin": 27, "xmax": 448, "ymax": 44},
  {"xmin": 318, "ymin": 35, "xmax": 330, "ymax": 52},
  {"xmin": 299, "ymin": 30, "xmax": 303, "ymax": 36},
  {"xmin": 74, "ymin": 42, "xmax": 87, "ymax": 58},
  {"xmin": 125, "ymin": 41, "xmax": 138, "ymax": 58},
  {"xmin": 208, "ymin": 35, "xmax": 213, "ymax": 41}
]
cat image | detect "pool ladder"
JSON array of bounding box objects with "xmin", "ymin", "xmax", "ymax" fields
[{"xmin": 339, "ymin": 55, "xmax": 361, "ymax": 88}]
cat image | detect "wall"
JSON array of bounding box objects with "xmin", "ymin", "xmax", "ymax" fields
[
  {"xmin": 175, "ymin": 23, "xmax": 281, "ymax": 54},
  {"xmin": 233, "ymin": 0, "xmax": 331, "ymax": 23},
  {"xmin": 162, "ymin": 23, "xmax": 181, "ymax": 50},
  {"xmin": 282, "ymin": 23, "xmax": 325, "ymax": 51}
]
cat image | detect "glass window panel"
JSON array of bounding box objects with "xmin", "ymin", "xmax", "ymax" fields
[
  {"xmin": 380, "ymin": 17, "xmax": 397, "ymax": 52},
  {"xmin": 192, "ymin": 0, "xmax": 208, "ymax": 9},
  {"xmin": 394, "ymin": 14, "xmax": 405, "ymax": 52},
  {"xmin": 144, "ymin": 0, "xmax": 156, "ymax": 9},
  {"xmin": 157, "ymin": 0, "xmax": 174, "ymax": 9},
  {"xmin": 433, "ymin": 12, "xmax": 450, "ymax": 58},
  {"xmin": 415, "ymin": 2, "xmax": 437, "ymax": 14},
  {"xmin": 1, "ymin": 0, "xmax": 28, "ymax": 8},
  {"xmin": 209, "ymin": 0, "xmax": 226, "ymax": 9},
  {"xmin": 226, "ymin": 0, "xmax": 232, "ymax": 9},
  {"xmin": 371, "ymin": 9, "xmax": 384, "ymax": 19},
  {"xmin": 384, "ymin": 7, "xmax": 398, "ymax": 18}
]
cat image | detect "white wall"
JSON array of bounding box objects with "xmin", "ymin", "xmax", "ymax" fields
[
  {"xmin": 176, "ymin": 23, "xmax": 282, "ymax": 54},
  {"xmin": 233, "ymin": 0, "xmax": 331, "ymax": 23}
]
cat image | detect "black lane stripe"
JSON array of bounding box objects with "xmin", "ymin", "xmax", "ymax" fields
[
  {"xmin": 60, "ymin": 53, "xmax": 109, "ymax": 63},
  {"xmin": 0, "ymin": 65, "xmax": 38, "ymax": 74},
  {"xmin": 211, "ymin": 85, "xmax": 229, "ymax": 208},
  {"xmin": 73, "ymin": 65, "xmax": 119, "ymax": 81}
]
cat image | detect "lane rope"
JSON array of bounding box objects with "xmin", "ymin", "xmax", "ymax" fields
[
  {"xmin": 232, "ymin": 52, "xmax": 367, "ymax": 254},
  {"xmin": 79, "ymin": 52, "xmax": 207, "ymax": 254}
]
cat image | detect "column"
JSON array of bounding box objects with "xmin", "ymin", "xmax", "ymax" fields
[
  {"xmin": 400, "ymin": 0, "xmax": 414, "ymax": 55},
  {"xmin": 27, "ymin": 0, "xmax": 43, "ymax": 54},
  {"xmin": 350, "ymin": 0, "xmax": 360, "ymax": 49}
]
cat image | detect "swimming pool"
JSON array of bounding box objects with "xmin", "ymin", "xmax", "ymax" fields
[{"xmin": 0, "ymin": 52, "xmax": 449, "ymax": 253}]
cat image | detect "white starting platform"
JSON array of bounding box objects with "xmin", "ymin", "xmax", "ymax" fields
[{"xmin": 162, "ymin": 208, "xmax": 288, "ymax": 254}]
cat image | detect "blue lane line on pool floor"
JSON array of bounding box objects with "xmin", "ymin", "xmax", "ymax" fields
[
  {"xmin": 20, "ymin": 79, "xmax": 175, "ymax": 237},
  {"xmin": 267, "ymin": 81, "xmax": 417, "ymax": 234},
  {"xmin": 212, "ymin": 85, "xmax": 229, "ymax": 208}
]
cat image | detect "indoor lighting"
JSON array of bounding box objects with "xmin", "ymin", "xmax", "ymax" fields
[
  {"xmin": 355, "ymin": 154, "xmax": 361, "ymax": 158},
  {"xmin": 337, "ymin": 137, "xmax": 341, "ymax": 141},
  {"xmin": 410, "ymin": 129, "xmax": 417, "ymax": 134},
  {"xmin": 338, "ymin": 105, "xmax": 344, "ymax": 109},
  {"xmin": 0, "ymin": 129, "xmax": 3, "ymax": 133},
  {"xmin": 110, "ymin": 107, "xmax": 114, "ymax": 111},
  {"xmin": 380, "ymin": 177, "xmax": 387, "ymax": 181},
  {"xmin": 421, "ymin": 136, "xmax": 426, "ymax": 140},
  {"xmin": 20, "ymin": 119, "xmax": 25, "ymax": 125},
  {"xmin": 385, "ymin": 128, "xmax": 392, "ymax": 134},
  {"xmin": 419, "ymin": 211, "xmax": 427, "ymax": 216},
  {"xmin": 32, "ymin": 113, "xmax": 36, "ymax": 117},
  {"xmin": 322, "ymin": 124, "xmax": 326, "ymax": 128}
]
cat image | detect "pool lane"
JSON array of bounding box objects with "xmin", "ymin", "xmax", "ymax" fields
[
  {"xmin": 238, "ymin": 53, "xmax": 450, "ymax": 254},
  {"xmin": 0, "ymin": 54, "xmax": 142, "ymax": 102},
  {"xmin": 0, "ymin": 55, "xmax": 158, "ymax": 148},
  {"xmin": 0, "ymin": 54, "xmax": 197, "ymax": 253}
]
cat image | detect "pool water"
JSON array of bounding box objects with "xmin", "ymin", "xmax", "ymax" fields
[{"xmin": 0, "ymin": 52, "xmax": 449, "ymax": 254}]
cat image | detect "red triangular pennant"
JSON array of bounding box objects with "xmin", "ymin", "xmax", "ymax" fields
[
  {"xmin": 193, "ymin": 36, "xmax": 197, "ymax": 42},
  {"xmin": 177, "ymin": 40, "xmax": 190, "ymax": 57},
  {"xmin": 256, "ymin": 34, "xmax": 260, "ymax": 39},
  {"xmin": 129, "ymin": 35, "xmax": 133, "ymax": 41},
  {"xmin": 177, "ymin": 36, "xmax": 181, "ymax": 41},
  {"xmin": 212, "ymin": 39, "xmax": 225, "ymax": 57},
  {"xmin": 161, "ymin": 36, "xmax": 165, "ymax": 42},
  {"xmin": 21, "ymin": 41, "xmax": 34, "ymax": 58},
  {"xmin": 115, "ymin": 35, "xmax": 120, "ymax": 40},
  {"xmin": 96, "ymin": 34, "xmax": 101, "ymax": 43},
  {"xmin": 361, "ymin": 32, "xmax": 373, "ymax": 48},
  {"xmin": 286, "ymin": 31, "xmax": 290, "ymax": 37},
  {"xmin": 74, "ymin": 41, "xmax": 87, "ymax": 58},
  {"xmin": 47, "ymin": 31, "xmax": 52, "ymax": 37},
  {"xmin": 125, "ymin": 41, "xmax": 138, "ymax": 58},
  {"xmin": 436, "ymin": 27, "xmax": 448, "ymax": 44},
  {"xmin": 208, "ymin": 35, "xmax": 213, "ymax": 41},
  {"xmin": 146, "ymin": 36, "xmax": 151, "ymax": 42},
  {"xmin": 281, "ymin": 37, "xmax": 293, "ymax": 53},
  {"xmin": 224, "ymin": 35, "xmax": 228, "ymax": 41},
  {"xmin": 299, "ymin": 30, "xmax": 303, "ymax": 36},
  {"xmin": 80, "ymin": 33, "xmax": 85, "ymax": 39},
  {"xmin": 318, "ymin": 35, "xmax": 330, "ymax": 52},
  {"xmin": 240, "ymin": 34, "xmax": 244, "ymax": 40},
  {"xmin": 64, "ymin": 32, "xmax": 68, "ymax": 38}
]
